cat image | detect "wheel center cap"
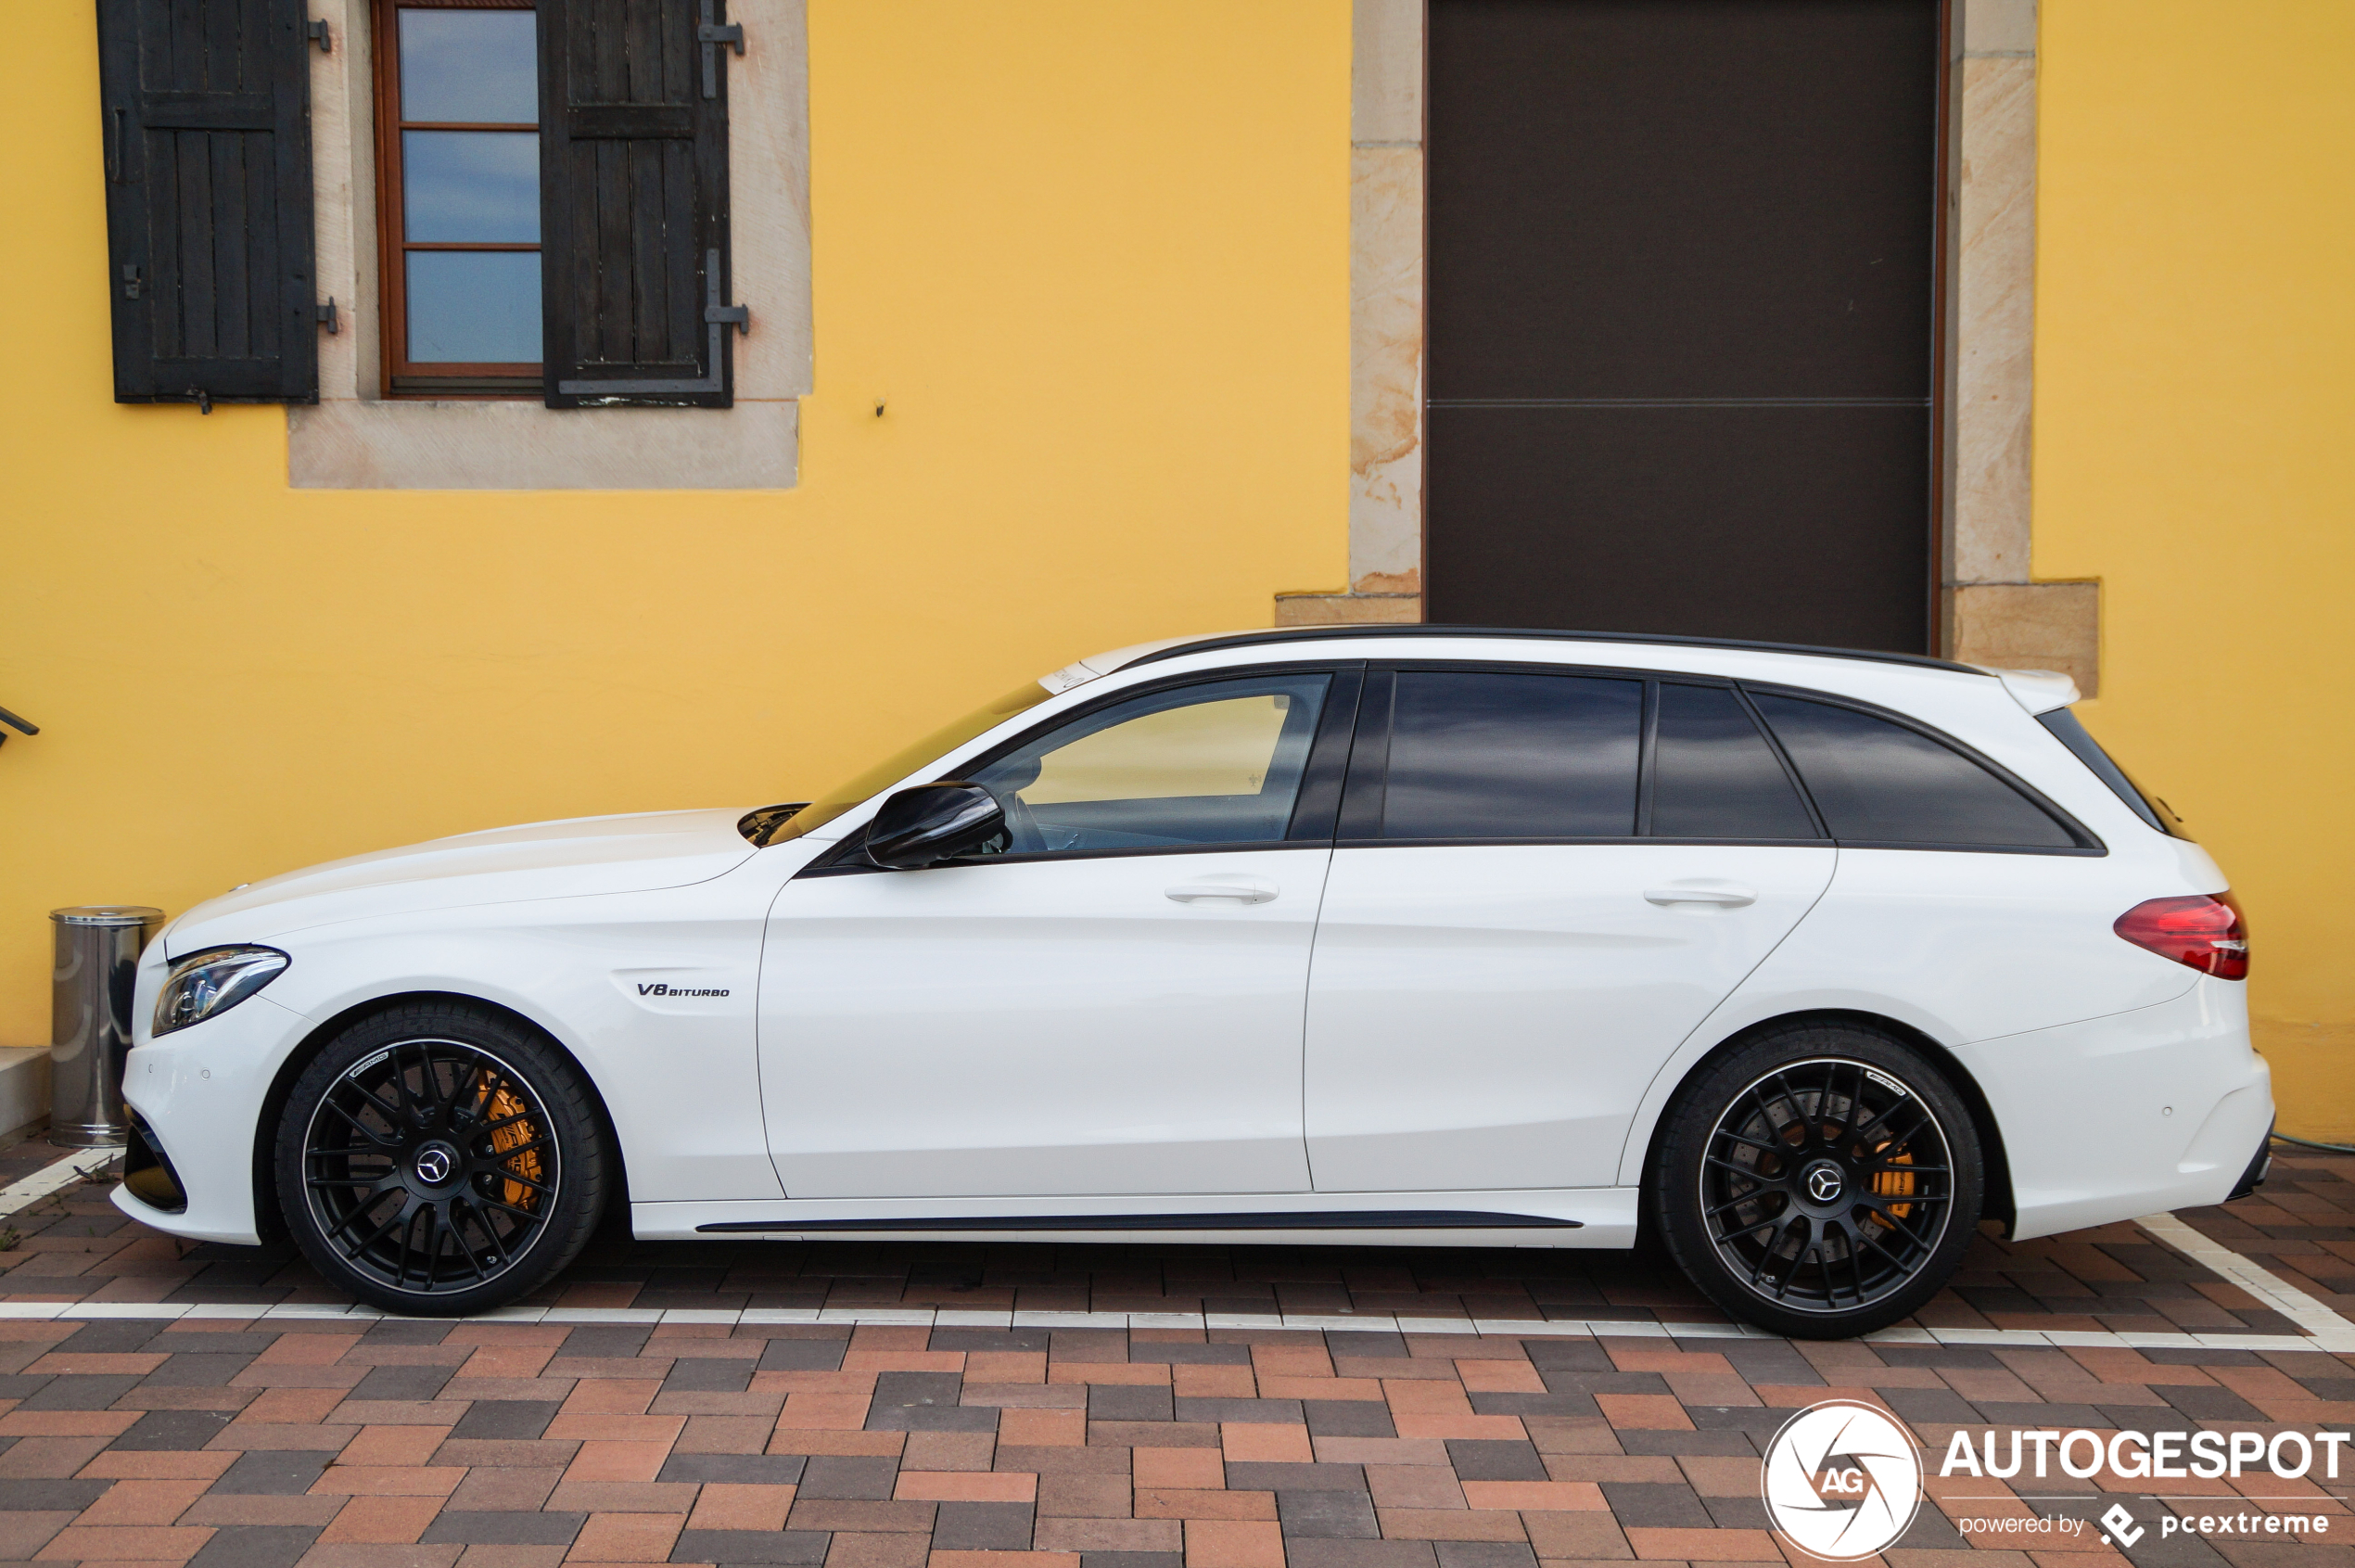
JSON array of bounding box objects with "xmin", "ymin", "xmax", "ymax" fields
[
  {"xmin": 412, "ymin": 1141, "xmax": 460, "ymax": 1187},
  {"xmin": 1802, "ymin": 1160, "xmax": 1845, "ymax": 1205}
]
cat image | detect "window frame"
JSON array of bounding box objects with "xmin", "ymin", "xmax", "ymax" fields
[
  {"xmin": 1330, "ymin": 660, "xmax": 2101, "ymax": 855},
  {"xmin": 371, "ymin": 0, "xmax": 541, "ymax": 398},
  {"xmin": 796, "ymin": 663, "xmax": 1366, "ymax": 876}
]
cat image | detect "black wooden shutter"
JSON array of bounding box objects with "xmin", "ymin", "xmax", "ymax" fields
[
  {"xmin": 96, "ymin": 0, "xmax": 319, "ymax": 407},
  {"xmin": 540, "ymin": 0, "xmax": 740, "ymax": 409}
]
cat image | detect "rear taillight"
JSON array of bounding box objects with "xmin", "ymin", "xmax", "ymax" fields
[{"xmin": 2114, "ymin": 892, "xmax": 2248, "ymax": 980}]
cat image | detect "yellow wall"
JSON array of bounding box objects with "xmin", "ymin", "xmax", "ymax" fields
[
  {"xmin": 2037, "ymin": 1, "xmax": 2355, "ymax": 1136},
  {"xmin": 0, "ymin": 0, "xmax": 1352, "ymax": 1046}
]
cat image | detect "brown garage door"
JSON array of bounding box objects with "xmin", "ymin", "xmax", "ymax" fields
[{"xmin": 1425, "ymin": 0, "xmax": 1944, "ymax": 653}]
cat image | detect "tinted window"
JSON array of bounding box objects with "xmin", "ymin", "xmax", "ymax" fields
[
  {"xmin": 1382, "ymin": 671, "xmax": 1642, "ymax": 838},
  {"xmin": 1750, "ymin": 694, "xmax": 2078, "ymax": 848},
  {"xmin": 969, "ymin": 674, "xmax": 1329, "ymax": 853},
  {"xmin": 1649, "ymin": 684, "xmax": 1819, "ymax": 839},
  {"xmin": 2038, "ymin": 708, "xmax": 2186, "ymax": 838}
]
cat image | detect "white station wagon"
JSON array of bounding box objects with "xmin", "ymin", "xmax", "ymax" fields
[{"xmin": 120, "ymin": 628, "xmax": 2270, "ymax": 1336}]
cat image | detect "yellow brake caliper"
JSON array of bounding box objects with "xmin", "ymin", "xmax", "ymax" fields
[
  {"xmin": 1870, "ymin": 1147, "xmax": 1916, "ymax": 1227},
  {"xmin": 488, "ymin": 1087, "xmax": 543, "ymax": 1209}
]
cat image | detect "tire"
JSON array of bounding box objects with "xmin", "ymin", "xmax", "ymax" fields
[
  {"xmin": 1650, "ymin": 1022, "xmax": 1984, "ymax": 1339},
  {"xmin": 274, "ymin": 1001, "xmax": 609, "ymax": 1315}
]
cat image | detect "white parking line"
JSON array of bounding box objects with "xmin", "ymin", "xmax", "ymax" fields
[
  {"xmin": 2137, "ymin": 1208, "xmax": 2355, "ymax": 1352},
  {"xmin": 0, "ymin": 1294, "xmax": 2331, "ymax": 1351},
  {"xmin": 0, "ymin": 1144, "xmax": 117, "ymax": 1222},
  {"xmin": 0, "ymin": 1163, "xmax": 2341, "ymax": 1358}
]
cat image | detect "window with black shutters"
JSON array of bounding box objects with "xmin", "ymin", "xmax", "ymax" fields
[
  {"xmin": 1380, "ymin": 670, "xmax": 1644, "ymax": 839},
  {"xmin": 1750, "ymin": 693, "xmax": 2082, "ymax": 849},
  {"xmin": 368, "ymin": 0, "xmax": 742, "ymax": 403},
  {"xmin": 1648, "ymin": 684, "xmax": 1819, "ymax": 840},
  {"xmin": 376, "ymin": 0, "xmax": 543, "ymax": 395}
]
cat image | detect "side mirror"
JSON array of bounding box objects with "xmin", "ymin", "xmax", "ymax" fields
[{"xmin": 865, "ymin": 783, "xmax": 1006, "ymax": 870}]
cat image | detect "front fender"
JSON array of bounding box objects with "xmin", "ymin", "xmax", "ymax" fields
[
  {"xmin": 124, "ymin": 875, "xmax": 792, "ymax": 1248},
  {"xmin": 246, "ymin": 887, "xmax": 783, "ymax": 1206}
]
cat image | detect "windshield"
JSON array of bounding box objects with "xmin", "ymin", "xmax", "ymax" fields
[{"xmin": 748, "ymin": 679, "xmax": 1058, "ymax": 846}]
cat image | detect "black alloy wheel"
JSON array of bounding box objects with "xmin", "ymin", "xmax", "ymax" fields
[
  {"xmin": 276, "ymin": 1002, "xmax": 607, "ymax": 1315},
  {"xmin": 1653, "ymin": 1024, "xmax": 1983, "ymax": 1338}
]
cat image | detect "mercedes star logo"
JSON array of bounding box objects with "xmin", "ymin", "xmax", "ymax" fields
[
  {"xmin": 414, "ymin": 1146, "xmax": 453, "ymax": 1185},
  {"xmin": 1807, "ymin": 1164, "xmax": 1844, "ymax": 1204}
]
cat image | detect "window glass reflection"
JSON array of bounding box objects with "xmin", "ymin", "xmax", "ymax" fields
[
  {"xmin": 408, "ymin": 251, "xmax": 542, "ymax": 363},
  {"xmin": 1383, "ymin": 671, "xmax": 1642, "ymax": 838},
  {"xmin": 1750, "ymin": 695, "xmax": 2075, "ymax": 848},
  {"xmin": 403, "ymin": 131, "xmax": 540, "ymax": 243},
  {"xmin": 400, "ymin": 9, "xmax": 538, "ymax": 123},
  {"xmin": 1649, "ymin": 684, "xmax": 1818, "ymax": 839}
]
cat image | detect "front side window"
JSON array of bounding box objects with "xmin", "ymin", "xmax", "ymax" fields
[
  {"xmin": 1751, "ymin": 693, "xmax": 2080, "ymax": 848},
  {"xmin": 376, "ymin": 1, "xmax": 541, "ymax": 395},
  {"xmin": 1381, "ymin": 670, "xmax": 1643, "ymax": 839},
  {"xmin": 969, "ymin": 676, "xmax": 1330, "ymax": 854}
]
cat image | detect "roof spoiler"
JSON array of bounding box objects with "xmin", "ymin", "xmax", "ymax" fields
[{"xmin": 1976, "ymin": 666, "xmax": 2081, "ymax": 714}]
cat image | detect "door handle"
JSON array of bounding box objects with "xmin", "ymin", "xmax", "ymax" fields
[
  {"xmin": 1165, "ymin": 877, "xmax": 1279, "ymax": 905},
  {"xmin": 1644, "ymin": 884, "xmax": 1758, "ymax": 908}
]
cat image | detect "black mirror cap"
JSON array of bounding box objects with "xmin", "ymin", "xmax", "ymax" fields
[{"xmin": 865, "ymin": 783, "xmax": 1006, "ymax": 870}]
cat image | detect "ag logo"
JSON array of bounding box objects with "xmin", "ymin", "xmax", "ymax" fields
[{"xmin": 1762, "ymin": 1399, "xmax": 1924, "ymax": 1561}]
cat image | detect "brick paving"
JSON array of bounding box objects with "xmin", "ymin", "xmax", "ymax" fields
[{"xmin": 0, "ymin": 1142, "xmax": 2350, "ymax": 1567}]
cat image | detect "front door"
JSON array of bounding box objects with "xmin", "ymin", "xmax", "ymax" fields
[
  {"xmin": 1424, "ymin": 0, "xmax": 1942, "ymax": 651},
  {"xmin": 760, "ymin": 669, "xmax": 1350, "ymax": 1199},
  {"xmin": 1305, "ymin": 668, "xmax": 1836, "ymax": 1192}
]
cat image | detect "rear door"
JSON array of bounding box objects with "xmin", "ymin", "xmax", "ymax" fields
[{"xmin": 1304, "ymin": 668, "xmax": 1836, "ymax": 1192}]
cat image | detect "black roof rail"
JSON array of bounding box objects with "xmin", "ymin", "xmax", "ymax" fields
[{"xmin": 1120, "ymin": 625, "xmax": 1990, "ymax": 676}]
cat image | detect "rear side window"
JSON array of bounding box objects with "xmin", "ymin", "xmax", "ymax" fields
[
  {"xmin": 2038, "ymin": 708, "xmax": 2188, "ymax": 837},
  {"xmin": 1649, "ymin": 684, "xmax": 1818, "ymax": 839},
  {"xmin": 1382, "ymin": 671, "xmax": 1642, "ymax": 838},
  {"xmin": 1750, "ymin": 694, "xmax": 2080, "ymax": 849}
]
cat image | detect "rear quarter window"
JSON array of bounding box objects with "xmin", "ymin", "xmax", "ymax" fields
[
  {"xmin": 2036, "ymin": 708, "xmax": 2189, "ymax": 838},
  {"xmin": 1750, "ymin": 693, "xmax": 2084, "ymax": 850}
]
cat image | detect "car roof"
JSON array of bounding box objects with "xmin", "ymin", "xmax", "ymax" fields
[{"xmin": 1114, "ymin": 625, "xmax": 1991, "ymax": 678}]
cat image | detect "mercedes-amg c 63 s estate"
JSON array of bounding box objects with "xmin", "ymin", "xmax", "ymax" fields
[{"xmin": 117, "ymin": 628, "xmax": 2270, "ymax": 1336}]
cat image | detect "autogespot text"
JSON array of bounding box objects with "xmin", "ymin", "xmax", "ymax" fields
[{"xmin": 1941, "ymin": 1427, "xmax": 2354, "ymax": 1482}]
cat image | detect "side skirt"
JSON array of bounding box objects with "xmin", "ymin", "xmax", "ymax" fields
[
  {"xmin": 696, "ymin": 1209, "xmax": 1578, "ymax": 1234},
  {"xmin": 631, "ymin": 1188, "xmax": 1642, "ymax": 1246}
]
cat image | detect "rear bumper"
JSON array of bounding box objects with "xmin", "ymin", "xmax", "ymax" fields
[
  {"xmin": 2227, "ymin": 1125, "xmax": 2274, "ymax": 1202},
  {"xmin": 1964, "ymin": 977, "xmax": 2270, "ymax": 1241}
]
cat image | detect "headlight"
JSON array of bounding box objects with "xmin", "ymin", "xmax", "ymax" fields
[{"xmin": 153, "ymin": 947, "xmax": 289, "ymax": 1037}]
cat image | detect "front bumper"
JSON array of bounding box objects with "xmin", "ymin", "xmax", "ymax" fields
[{"xmin": 116, "ymin": 989, "xmax": 312, "ymax": 1245}]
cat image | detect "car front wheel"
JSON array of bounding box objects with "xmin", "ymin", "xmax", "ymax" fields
[
  {"xmin": 274, "ymin": 1001, "xmax": 609, "ymax": 1315},
  {"xmin": 1651, "ymin": 1023, "xmax": 1984, "ymax": 1339}
]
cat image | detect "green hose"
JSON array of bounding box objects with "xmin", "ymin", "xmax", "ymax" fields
[{"xmin": 2272, "ymin": 1131, "xmax": 2355, "ymax": 1155}]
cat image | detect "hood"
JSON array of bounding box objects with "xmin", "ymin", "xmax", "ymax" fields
[{"xmin": 165, "ymin": 809, "xmax": 758, "ymax": 953}]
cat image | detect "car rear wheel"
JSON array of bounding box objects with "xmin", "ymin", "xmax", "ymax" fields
[
  {"xmin": 1651, "ymin": 1023, "xmax": 1984, "ymax": 1338},
  {"xmin": 274, "ymin": 1001, "xmax": 608, "ymax": 1315}
]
